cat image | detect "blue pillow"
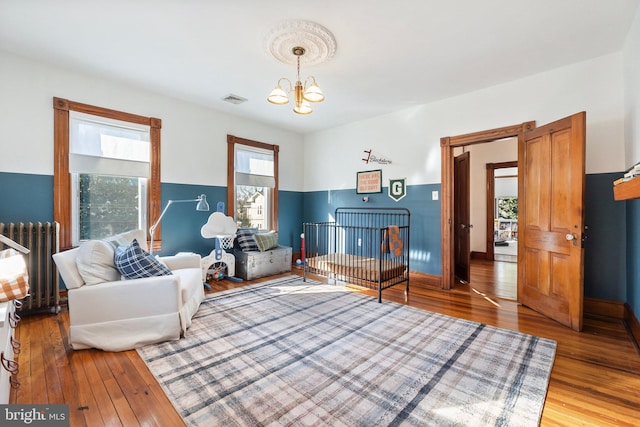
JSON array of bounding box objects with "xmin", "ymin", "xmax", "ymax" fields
[{"xmin": 114, "ymin": 239, "xmax": 172, "ymax": 279}]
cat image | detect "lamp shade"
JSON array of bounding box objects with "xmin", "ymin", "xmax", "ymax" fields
[
  {"xmin": 268, "ymin": 86, "xmax": 289, "ymax": 104},
  {"xmin": 293, "ymin": 100, "xmax": 313, "ymax": 115},
  {"xmin": 303, "ymin": 80, "xmax": 324, "ymax": 103},
  {"xmin": 196, "ymin": 194, "xmax": 209, "ymax": 211}
]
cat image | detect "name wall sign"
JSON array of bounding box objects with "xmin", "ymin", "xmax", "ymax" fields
[{"xmin": 362, "ymin": 149, "xmax": 392, "ymax": 165}]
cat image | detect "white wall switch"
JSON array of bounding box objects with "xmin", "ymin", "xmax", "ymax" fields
[{"xmin": 432, "ymin": 190, "xmax": 439, "ymax": 200}]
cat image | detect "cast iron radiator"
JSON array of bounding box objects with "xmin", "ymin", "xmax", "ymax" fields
[{"xmin": 0, "ymin": 222, "xmax": 60, "ymax": 313}]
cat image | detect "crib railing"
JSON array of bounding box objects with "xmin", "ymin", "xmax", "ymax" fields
[{"xmin": 303, "ymin": 207, "xmax": 410, "ymax": 302}]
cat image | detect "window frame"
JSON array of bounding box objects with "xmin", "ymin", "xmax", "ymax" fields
[
  {"xmin": 53, "ymin": 97, "xmax": 162, "ymax": 250},
  {"xmin": 227, "ymin": 135, "xmax": 279, "ymax": 231}
]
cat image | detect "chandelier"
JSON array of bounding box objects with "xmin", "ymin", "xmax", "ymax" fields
[{"xmin": 267, "ymin": 46, "xmax": 325, "ymax": 115}]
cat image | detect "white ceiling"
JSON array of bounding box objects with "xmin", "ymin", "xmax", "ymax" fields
[{"xmin": 1, "ymin": 0, "xmax": 638, "ymax": 134}]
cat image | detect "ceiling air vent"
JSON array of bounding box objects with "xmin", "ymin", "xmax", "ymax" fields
[{"xmin": 221, "ymin": 94, "xmax": 248, "ymax": 105}]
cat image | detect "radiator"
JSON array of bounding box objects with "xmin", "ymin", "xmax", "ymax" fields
[{"xmin": 0, "ymin": 222, "xmax": 60, "ymax": 313}]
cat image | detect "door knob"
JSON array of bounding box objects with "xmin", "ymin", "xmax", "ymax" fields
[{"xmin": 565, "ymin": 233, "xmax": 577, "ymax": 241}]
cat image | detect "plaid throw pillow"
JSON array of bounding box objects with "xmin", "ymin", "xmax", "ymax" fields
[
  {"xmin": 254, "ymin": 231, "xmax": 278, "ymax": 252},
  {"xmin": 114, "ymin": 239, "xmax": 172, "ymax": 279},
  {"xmin": 0, "ymin": 248, "xmax": 30, "ymax": 302},
  {"xmin": 236, "ymin": 228, "xmax": 260, "ymax": 252}
]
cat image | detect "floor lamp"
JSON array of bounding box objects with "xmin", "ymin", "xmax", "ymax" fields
[{"xmin": 149, "ymin": 194, "xmax": 210, "ymax": 254}]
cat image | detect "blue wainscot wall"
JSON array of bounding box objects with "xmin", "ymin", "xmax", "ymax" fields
[
  {"xmin": 0, "ymin": 170, "xmax": 635, "ymax": 315},
  {"xmin": 627, "ymin": 199, "xmax": 640, "ymax": 318},
  {"xmin": 584, "ymin": 173, "xmax": 627, "ymax": 302},
  {"xmin": 0, "ymin": 171, "xmax": 305, "ymax": 257},
  {"xmin": 158, "ymin": 185, "xmax": 304, "ymax": 257},
  {"xmin": 302, "ymin": 174, "xmax": 629, "ymax": 305}
]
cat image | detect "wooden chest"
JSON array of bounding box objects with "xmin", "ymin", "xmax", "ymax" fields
[{"xmin": 234, "ymin": 246, "xmax": 292, "ymax": 280}]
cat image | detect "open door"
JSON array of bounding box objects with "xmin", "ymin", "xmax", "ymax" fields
[
  {"xmin": 454, "ymin": 151, "xmax": 471, "ymax": 283},
  {"xmin": 518, "ymin": 112, "xmax": 586, "ymax": 331}
]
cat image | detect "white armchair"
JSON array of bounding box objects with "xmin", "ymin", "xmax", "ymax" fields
[{"xmin": 52, "ymin": 229, "xmax": 205, "ymax": 352}]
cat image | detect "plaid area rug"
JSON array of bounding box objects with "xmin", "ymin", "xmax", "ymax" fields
[{"xmin": 137, "ymin": 276, "xmax": 556, "ymax": 426}]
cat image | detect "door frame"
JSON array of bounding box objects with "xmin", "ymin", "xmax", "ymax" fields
[
  {"xmin": 440, "ymin": 121, "xmax": 535, "ymax": 290},
  {"xmin": 485, "ymin": 160, "xmax": 518, "ymax": 260}
]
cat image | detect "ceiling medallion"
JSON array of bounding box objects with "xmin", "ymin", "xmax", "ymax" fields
[{"xmin": 264, "ymin": 20, "xmax": 337, "ymax": 66}]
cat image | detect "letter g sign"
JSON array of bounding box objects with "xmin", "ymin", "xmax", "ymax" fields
[{"xmin": 388, "ymin": 178, "xmax": 407, "ymax": 201}]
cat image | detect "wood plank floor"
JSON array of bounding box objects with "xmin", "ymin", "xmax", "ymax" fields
[
  {"xmin": 11, "ymin": 266, "xmax": 640, "ymax": 426},
  {"xmin": 467, "ymin": 258, "xmax": 518, "ymax": 301}
]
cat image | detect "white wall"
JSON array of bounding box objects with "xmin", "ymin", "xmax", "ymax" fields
[
  {"xmin": 304, "ymin": 53, "xmax": 626, "ymax": 192},
  {"xmin": 1, "ymin": 46, "xmax": 628, "ymax": 194},
  {"xmin": 466, "ymin": 140, "xmax": 518, "ymax": 252},
  {"xmin": 624, "ymin": 4, "xmax": 640, "ymax": 167},
  {"xmin": 0, "ymin": 51, "xmax": 305, "ymax": 191}
]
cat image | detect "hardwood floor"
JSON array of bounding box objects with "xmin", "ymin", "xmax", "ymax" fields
[
  {"xmin": 466, "ymin": 258, "xmax": 517, "ymax": 300},
  {"xmin": 11, "ymin": 268, "xmax": 640, "ymax": 426}
]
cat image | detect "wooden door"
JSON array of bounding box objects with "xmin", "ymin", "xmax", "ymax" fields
[
  {"xmin": 518, "ymin": 112, "xmax": 586, "ymax": 331},
  {"xmin": 454, "ymin": 151, "xmax": 471, "ymax": 283}
]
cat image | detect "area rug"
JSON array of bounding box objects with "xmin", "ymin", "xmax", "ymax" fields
[{"xmin": 137, "ymin": 275, "xmax": 556, "ymax": 426}]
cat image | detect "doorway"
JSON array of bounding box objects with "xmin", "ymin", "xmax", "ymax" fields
[
  {"xmin": 440, "ymin": 122, "xmax": 534, "ymax": 292},
  {"xmin": 487, "ymin": 161, "xmax": 518, "ymax": 263},
  {"xmin": 441, "ymin": 113, "xmax": 586, "ymax": 331},
  {"xmin": 454, "ymin": 142, "xmax": 518, "ymax": 300}
]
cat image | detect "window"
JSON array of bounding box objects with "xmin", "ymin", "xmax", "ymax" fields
[
  {"xmin": 54, "ymin": 98, "xmax": 161, "ymax": 250},
  {"xmin": 69, "ymin": 112, "xmax": 150, "ymax": 245},
  {"xmin": 496, "ymin": 197, "xmax": 518, "ymax": 219},
  {"xmin": 227, "ymin": 135, "xmax": 279, "ymax": 231}
]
